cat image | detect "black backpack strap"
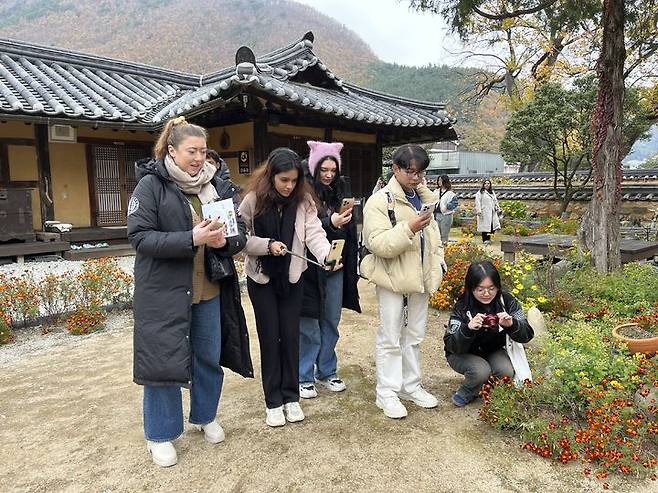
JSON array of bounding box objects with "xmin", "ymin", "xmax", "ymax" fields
[{"xmin": 384, "ymin": 190, "xmax": 396, "ymax": 226}]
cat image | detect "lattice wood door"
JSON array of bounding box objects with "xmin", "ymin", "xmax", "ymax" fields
[{"xmin": 90, "ymin": 144, "xmax": 149, "ymax": 226}]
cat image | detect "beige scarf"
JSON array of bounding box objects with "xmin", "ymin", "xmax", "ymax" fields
[{"xmin": 164, "ymin": 154, "xmax": 219, "ymax": 204}]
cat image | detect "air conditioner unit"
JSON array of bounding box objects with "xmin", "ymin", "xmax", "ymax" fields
[{"xmin": 49, "ymin": 124, "xmax": 77, "ymax": 143}]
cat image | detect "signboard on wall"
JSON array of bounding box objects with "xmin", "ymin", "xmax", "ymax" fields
[{"xmin": 238, "ymin": 151, "xmax": 250, "ymax": 174}]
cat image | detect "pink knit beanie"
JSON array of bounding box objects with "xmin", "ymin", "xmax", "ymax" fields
[{"xmin": 307, "ymin": 141, "xmax": 344, "ymax": 177}]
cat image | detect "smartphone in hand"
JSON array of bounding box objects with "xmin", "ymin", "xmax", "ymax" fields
[
  {"xmin": 325, "ymin": 239, "xmax": 345, "ymax": 265},
  {"xmin": 339, "ymin": 198, "xmax": 355, "ymax": 214},
  {"xmin": 419, "ymin": 202, "xmax": 437, "ymax": 215}
]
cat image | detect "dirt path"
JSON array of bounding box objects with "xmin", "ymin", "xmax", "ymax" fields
[{"xmin": 1, "ymin": 282, "xmax": 654, "ymax": 493}]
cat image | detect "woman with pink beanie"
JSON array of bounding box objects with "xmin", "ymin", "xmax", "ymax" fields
[{"xmin": 298, "ymin": 141, "xmax": 361, "ymax": 399}]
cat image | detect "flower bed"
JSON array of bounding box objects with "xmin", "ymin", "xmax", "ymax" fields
[
  {"xmin": 0, "ymin": 258, "xmax": 133, "ymax": 343},
  {"xmin": 477, "ymin": 254, "xmax": 658, "ymax": 485}
]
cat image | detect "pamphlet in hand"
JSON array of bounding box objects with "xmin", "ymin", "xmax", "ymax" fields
[{"xmin": 201, "ymin": 199, "xmax": 239, "ymax": 237}]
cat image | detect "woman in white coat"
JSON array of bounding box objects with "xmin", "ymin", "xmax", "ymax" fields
[
  {"xmin": 434, "ymin": 174, "xmax": 458, "ymax": 244},
  {"xmin": 474, "ymin": 179, "xmax": 501, "ymax": 243}
]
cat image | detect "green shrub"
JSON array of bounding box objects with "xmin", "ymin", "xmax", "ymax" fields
[
  {"xmin": 499, "ymin": 200, "xmax": 527, "ymax": 219},
  {"xmin": 558, "ymin": 262, "xmax": 658, "ymax": 316}
]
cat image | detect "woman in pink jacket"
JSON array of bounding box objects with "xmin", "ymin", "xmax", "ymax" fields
[{"xmin": 239, "ymin": 147, "xmax": 333, "ymax": 427}]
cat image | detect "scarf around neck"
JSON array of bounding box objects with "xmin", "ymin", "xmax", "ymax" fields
[
  {"xmin": 253, "ymin": 202, "xmax": 297, "ymax": 296},
  {"xmin": 164, "ymin": 154, "xmax": 219, "ymax": 204}
]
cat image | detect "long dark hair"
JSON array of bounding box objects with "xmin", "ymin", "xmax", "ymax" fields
[
  {"xmin": 439, "ymin": 174, "xmax": 452, "ymax": 191},
  {"xmin": 480, "ymin": 179, "xmax": 494, "ymax": 193},
  {"xmin": 311, "ymin": 155, "xmax": 344, "ymax": 211},
  {"xmin": 458, "ymin": 260, "xmax": 503, "ymax": 314},
  {"xmin": 245, "ymin": 147, "xmax": 311, "ymax": 215}
]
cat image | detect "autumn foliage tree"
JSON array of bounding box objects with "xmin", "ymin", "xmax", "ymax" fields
[{"xmin": 410, "ymin": 0, "xmax": 658, "ymax": 272}]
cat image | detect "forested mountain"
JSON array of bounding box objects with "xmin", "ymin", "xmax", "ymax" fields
[{"xmin": 0, "ymin": 0, "xmax": 501, "ymax": 150}]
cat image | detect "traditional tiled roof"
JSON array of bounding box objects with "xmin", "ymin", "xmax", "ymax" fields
[
  {"xmin": 0, "ymin": 32, "xmax": 456, "ymax": 134},
  {"xmin": 0, "ymin": 38, "xmax": 194, "ymax": 123}
]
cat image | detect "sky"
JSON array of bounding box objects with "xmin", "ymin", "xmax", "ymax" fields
[{"xmin": 294, "ymin": 0, "xmax": 464, "ymax": 67}]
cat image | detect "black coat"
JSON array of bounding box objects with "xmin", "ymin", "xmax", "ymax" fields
[
  {"xmin": 444, "ymin": 292, "xmax": 534, "ymax": 357},
  {"xmin": 300, "ymin": 203, "xmax": 361, "ymax": 319},
  {"xmin": 128, "ymin": 158, "xmax": 253, "ymax": 387}
]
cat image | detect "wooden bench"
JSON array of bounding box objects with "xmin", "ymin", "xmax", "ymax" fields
[
  {"xmin": 500, "ymin": 233, "xmax": 658, "ymax": 263},
  {"xmin": 0, "ymin": 240, "xmax": 70, "ymax": 263},
  {"xmin": 63, "ymin": 243, "xmax": 134, "ymax": 261}
]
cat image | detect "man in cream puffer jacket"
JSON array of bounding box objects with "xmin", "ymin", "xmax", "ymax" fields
[{"xmin": 362, "ymin": 144, "xmax": 446, "ymax": 419}]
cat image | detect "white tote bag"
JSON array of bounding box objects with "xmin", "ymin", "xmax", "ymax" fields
[
  {"xmin": 499, "ymin": 297, "xmax": 532, "ymax": 386},
  {"xmin": 505, "ymin": 335, "xmax": 532, "ymax": 387}
]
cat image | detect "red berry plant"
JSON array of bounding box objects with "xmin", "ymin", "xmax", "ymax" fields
[{"xmin": 480, "ymin": 317, "xmax": 658, "ymax": 484}]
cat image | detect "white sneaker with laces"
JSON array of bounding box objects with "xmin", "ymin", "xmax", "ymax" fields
[
  {"xmin": 195, "ymin": 420, "xmax": 225, "ymax": 443},
  {"xmin": 283, "ymin": 401, "xmax": 305, "ymax": 422},
  {"xmin": 399, "ymin": 387, "xmax": 439, "ymax": 409},
  {"xmin": 299, "ymin": 384, "xmax": 318, "ymax": 399},
  {"xmin": 265, "ymin": 406, "xmax": 286, "ymax": 427},
  {"xmin": 375, "ymin": 396, "xmax": 408, "ymax": 419},
  {"xmin": 317, "ymin": 377, "xmax": 346, "ymax": 392},
  {"xmin": 146, "ymin": 440, "xmax": 178, "ymax": 467}
]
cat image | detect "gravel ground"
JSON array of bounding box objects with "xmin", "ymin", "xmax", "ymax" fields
[
  {"xmin": 2, "ymin": 280, "xmax": 656, "ymax": 492},
  {"xmin": 0, "ymin": 255, "xmax": 135, "ymax": 280},
  {"xmin": 1, "ymin": 244, "xmax": 656, "ymax": 492}
]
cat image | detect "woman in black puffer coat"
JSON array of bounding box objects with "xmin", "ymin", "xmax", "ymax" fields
[
  {"xmin": 127, "ymin": 117, "xmax": 252, "ymax": 468},
  {"xmin": 298, "ymin": 141, "xmax": 361, "ymax": 399}
]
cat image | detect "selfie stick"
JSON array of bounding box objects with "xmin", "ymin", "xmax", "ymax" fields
[{"xmin": 283, "ymin": 248, "xmax": 326, "ymax": 268}]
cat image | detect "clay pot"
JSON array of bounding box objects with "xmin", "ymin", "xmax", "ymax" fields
[{"xmin": 612, "ymin": 323, "xmax": 658, "ymax": 354}]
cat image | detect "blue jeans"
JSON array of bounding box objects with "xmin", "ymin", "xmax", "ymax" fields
[
  {"xmin": 299, "ymin": 270, "xmax": 343, "ymax": 385},
  {"xmin": 143, "ymin": 295, "xmax": 223, "ymax": 442}
]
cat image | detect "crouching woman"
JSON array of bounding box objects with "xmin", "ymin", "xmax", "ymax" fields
[{"xmin": 444, "ymin": 260, "xmax": 533, "ymax": 407}]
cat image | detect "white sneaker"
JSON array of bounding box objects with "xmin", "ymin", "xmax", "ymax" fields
[
  {"xmin": 265, "ymin": 406, "xmax": 286, "ymax": 427},
  {"xmin": 195, "ymin": 420, "xmax": 225, "ymax": 444},
  {"xmin": 317, "ymin": 377, "xmax": 346, "ymax": 392},
  {"xmin": 399, "ymin": 387, "xmax": 439, "ymax": 409},
  {"xmin": 146, "ymin": 440, "xmax": 178, "ymax": 467},
  {"xmin": 283, "ymin": 401, "xmax": 305, "ymax": 422},
  {"xmin": 299, "ymin": 384, "xmax": 318, "ymax": 399},
  {"xmin": 375, "ymin": 396, "xmax": 408, "ymax": 419}
]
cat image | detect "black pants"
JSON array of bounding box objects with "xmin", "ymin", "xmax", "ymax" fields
[{"xmin": 247, "ymin": 278, "xmax": 303, "ymax": 409}]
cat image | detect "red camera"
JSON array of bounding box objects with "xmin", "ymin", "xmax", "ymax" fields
[{"xmin": 481, "ymin": 314, "xmax": 500, "ymax": 330}]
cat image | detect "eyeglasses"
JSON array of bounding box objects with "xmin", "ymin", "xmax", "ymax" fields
[
  {"xmin": 474, "ymin": 286, "xmax": 498, "ymax": 295},
  {"xmin": 402, "ymin": 168, "xmax": 425, "ymax": 179}
]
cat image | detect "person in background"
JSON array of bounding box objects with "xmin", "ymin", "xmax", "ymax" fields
[
  {"xmin": 434, "ymin": 174, "xmax": 458, "ymax": 245},
  {"xmin": 474, "ymin": 179, "xmax": 501, "ymax": 243},
  {"xmin": 298, "ymin": 141, "xmax": 361, "ymax": 399},
  {"xmin": 239, "ymin": 147, "xmax": 336, "ymax": 427},
  {"xmin": 361, "ymin": 144, "xmax": 446, "ymax": 419},
  {"xmin": 128, "ymin": 117, "xmax": 252, "ymax": 467},
  {"xmin": 206, "ymin": 149, "xmax": 231, "ymax": 181},
  {"xmin": 444, "ymin": 260, "xmax": 533, "ymax": 407}
]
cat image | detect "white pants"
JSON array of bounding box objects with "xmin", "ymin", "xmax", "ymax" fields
[{"xmin": 375, "ymin": 286, "xmax": 429, "ymax": 400}]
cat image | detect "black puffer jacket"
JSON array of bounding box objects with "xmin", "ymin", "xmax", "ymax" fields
[
  {"xmin": 300, "ymin": 201, "xmax": 361, "ymax": 319},
  {"xmin": 444, "ymin": 292, "xmax": 533, "ymax": 357},
  {"xmin": 128, "ymin": 158, "xmax": 253, "ymax": 387}
]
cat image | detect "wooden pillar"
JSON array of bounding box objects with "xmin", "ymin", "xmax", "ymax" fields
[
  {"xmin": 324, "ymin": 128, "xmax": 332, "ymax": 142},
  {"xmin": 0, "ymin": 142, "xmax": 9, "ymax": 184},
  {"xmin": 253, "ymin": 116, "xmax": 268, "ymax": 168},
  {"xmin": 34, "ymin": 124, "xmax": 54, "ymax": 225}
]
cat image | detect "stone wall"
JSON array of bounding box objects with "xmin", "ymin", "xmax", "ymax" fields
[{"xmin": 457, "ymin": 198, "xmax": 657, "ymax": 222}]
